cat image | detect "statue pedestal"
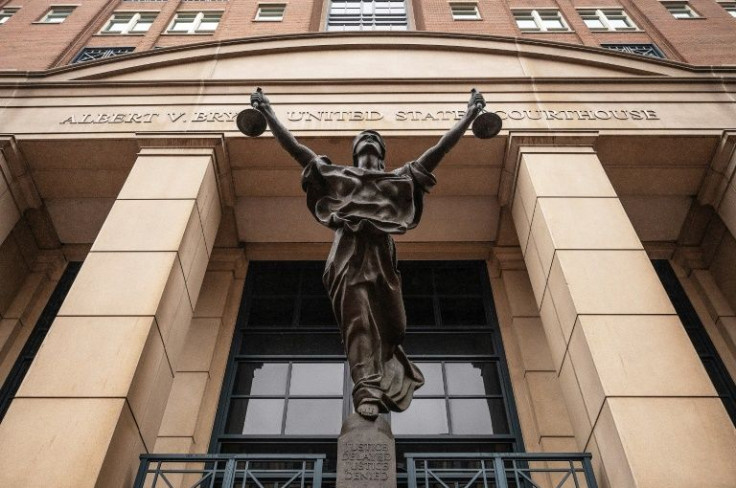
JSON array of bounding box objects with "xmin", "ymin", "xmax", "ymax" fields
[{"xmin": 337, "ymin": 413, "xmax": 397, "ymax": 488}]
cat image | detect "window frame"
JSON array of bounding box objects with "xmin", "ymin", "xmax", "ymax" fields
[
  {"xmin": 578, "ymin": 8, "xmax": 638, "ymax": 31},
  {"xmin": 718, "ymin": 1, "xmax": 736, "ymax": 17},
  {"xmin": 209, "ymin": 261, "xmax": 524, "ymax": 477},
  {"xmin": 661, "ymin": 1, "xmax": 701, "ymax": 19},
  {"xmin": 512, "ymin": 9, "xmax": 571, "ymax": 32},
  {"xmin": 36, "ymin": 5, "xmax": 76, "ymax": 24},
  {"xmin": 255, "ymin": 3, "xmax": 287, "ymax": 21},
  {"xmin": 601, "ymin": 43, "xmax": 666, "ymax": 59},
  {"xmin": 0, "ymin": 7, "xmax": 19, "ymax": 25},
  {"xmin": 100, "ymin": 11, "xmax": 158, "ymax": 35},
  {"xmin": 449, "ymin": 2, "xmax": 481, "ymax": 21},
  {"xmin": 0, "ymin": 263, "xmax": 82, "ymax": 422},
  {"xmin": 326, "ymin": 0, "xmax": 409, "ymax": 32},
  {"xmin": 165, "ymin": 10, "xmax": 223, "ymax": 34},
  {"xmin": 71, "ymin": 46, "xmax": 136, "ymax": 64}
]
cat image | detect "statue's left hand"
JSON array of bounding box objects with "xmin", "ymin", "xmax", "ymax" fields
[
  {"xmin": 468, "ymin": 88, "xmax": 486, "ymax": 114},
  {"xmin": 250, "ymin": 88, "xmax": 274, "ymax": 115}
]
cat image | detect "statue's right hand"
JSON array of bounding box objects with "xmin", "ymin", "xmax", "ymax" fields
[{"xmin": 250, "ymin": 88, "xmax": 271, "ymax": 111}]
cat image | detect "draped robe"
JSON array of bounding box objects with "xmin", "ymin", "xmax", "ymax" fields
[{"xmin": 301, "ymin": 156, "xmax": 436, "ymax": 412}]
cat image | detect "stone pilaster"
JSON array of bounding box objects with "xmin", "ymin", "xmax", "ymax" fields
[
  {"xmin": 0, "ymin": 148, "xmax": 221, "ymax": 487},
  {"xmin": 511, "ymin": 147, "xmax": 736, "ymax": 488}
]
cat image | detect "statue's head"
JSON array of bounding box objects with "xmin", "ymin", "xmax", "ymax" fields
[{"xmin": 352, "ymin": 130, "xmax": 386, "ymax": 169}]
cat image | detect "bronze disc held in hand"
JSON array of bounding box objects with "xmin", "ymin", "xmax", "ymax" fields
[
  {"xmin": 472, "ymin": 110, "xmax": 503, "ymax": 139},
  {"xmin": 237, "ymin": 105, "xmax": 267, "ymax": 137}
]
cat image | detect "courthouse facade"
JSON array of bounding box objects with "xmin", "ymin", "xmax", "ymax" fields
[{"xmin": 0, "ymin": 1, "xmax": 736, "ymax": 487}]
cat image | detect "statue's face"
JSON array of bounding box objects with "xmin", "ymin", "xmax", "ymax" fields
[{"xmin": 353, "ymin": 131, "xmax": 385, "ymax": 170}]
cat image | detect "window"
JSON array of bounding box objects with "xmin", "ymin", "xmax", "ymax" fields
[
  {"xmin": 0, "ymin": 263, "xmax": 81, "ymax": 422},
  {"xmin": 0, "ymin": 7, "xmax": 19, "ymax": 25},
  {"xmin": 653, "ymin": 261, "xmax": 736, "ymax": 425},
  {"xmin": 601, "ymin": 43, "xmax": 666, "ymax": 58},
  {"xmin": 513, "ymin": 9, "xmax": 570, "ymax": 32},
  {"xmin": 167, "ymin": 11, "xmax": 222, "ymax": 33},
  {"xmin": 450, "ymin": 2, "xmax": 480, "ymax": 20},
  {"xmin": 579, "ymin": 8, "xmax": 637, "ymax": 30},
  {"xmin": 101, "ymin": 12, "xmax": 157, "ymax": 34},
  {"xmin": 38, "ymin": 6, "xmax": 75, "ymax": 23},
  {"xmin": 255, "ymin": 3, "xmax": 286, "ymax": 21},
  {"xmin": 719, "ymin": 2, "xmax": 736, "ymax": 17},
  {"xmin": 662, "ymin": 1, "xmax": 700, "ymax": 18},
  {"xmin": 71, "ymin": 47, "xmax": 135, "ymax": 64},
  {"xmin": 327, "ymin": 0, "xmax": 408, "ymax": 31},
  {"xmin": 211, "ymin": 261, "xmax": 522, "ymax": 479}
]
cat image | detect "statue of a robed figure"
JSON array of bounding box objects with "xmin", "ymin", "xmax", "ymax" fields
[{"xmin": 245, "ymin": 89, "xmax": 494, "ymax": 421}]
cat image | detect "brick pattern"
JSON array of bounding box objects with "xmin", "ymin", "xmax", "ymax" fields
[{"xmin": 2, "ymin": 0, "xmax": 736, "ymax": 68}]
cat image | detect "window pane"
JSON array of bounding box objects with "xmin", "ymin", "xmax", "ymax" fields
[
  {"xmin": 414, "ymin": 362, "xmax": 444, "ymax": 396},
  {"xmin": 252, "ymin": 266, "xmax": 300, "ymax": 295},
  {"xmin": 405, "ymin": 332, "xmax": 494, "ymax": 355},
  {"xmin": 108, "ymin": 21, "xmax": 128, "ymax": 32},
  {"xmin": 171, "ymin": 20, "xmax": 194, "ymax": 31},
  {"xmin": 289, "ymin": 363, "xmax": 344, "ymax": 396},
  {"xmin": 405, "ymin": 297, "xmax": 436, "ymax": 326},
  {"xmin": 299, "ymin": 296, "xmax": 336, "ymax": 326},
  {"xmin": 584, "ymin": 18, "xmax": 604, "ymax": 29},
  {"xmin": 132, "ymin": 18, "xmax": 154, "ymax": 32},
  {"xmin": 446, "ymin": 362, "xmax": 501, "ymax": 395},
  {"xmin": 515, "ymin": 17, "xmax": 537, "ymax": 30},
  {"xmin": 450, "ymin": 399, "xmax": 508, "ymax": 434},
  {"xmin": 248, "ymin": 297, "xmax": 294, "ymax": 326},
  {"xmin": 435, "ymin": 267, "xmax": 482, "ymax": 295},
  {"xmin": 400, "ymin": 266, "xmax": 432, "ymax": 295},
  {"xmin": 226, "ymin": 398, "xmax": 284, "ymax": 434},
  {"xmin": 608, "ymin": 17, "xmax": 630, "ymax": 29},
  {"xmin": 284, "ymin": 399, "xmax": 343, "ymax": 434},
  {"xmin": 391, "ymin": 399, "xmax": 449, "ymax": 435},
  {"xmin": 439, "ymin": 297, "xmax": 486, "ymax": 325},
  {"xmin": 240, "ymin": 332, "xmax": 345, "ymax": 355},
  {"xmin": 541, "ymin": 18, "xmax": 564, "ymax": 29},
  {"xmin": 198, "ymin": 20, "xmax": 220, "ymax": 31},
  {"xmin": 244, "ymin": 399, "xmax": 285, "ymax": 434},
  {"xmin": 233, "ymin": 362, "xmax": 288, "ymax": 395},
  {"xmin": 300, "ymin": 267, "xmax": 327, "ymax": 295}
]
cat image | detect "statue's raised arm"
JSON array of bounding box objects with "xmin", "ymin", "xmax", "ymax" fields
[
  {"xmin": 415, "ymin": 89, "xmax": 486, "ymax": 173},
  {"xmin": 250, "ymin": 89, "xmax": 317, "ymax": 168}
]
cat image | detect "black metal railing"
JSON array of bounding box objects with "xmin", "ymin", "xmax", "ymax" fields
[
  {"xmin": 134, "ymin": 454, "xmax": 325, "ymax": 488},
  {"xmin": 134, "ymin": 452, "xmax": 596, "ymax": 488},
  {"xmin": 405, "ymin": 453, "xmax": 597, "ymax": 488}
]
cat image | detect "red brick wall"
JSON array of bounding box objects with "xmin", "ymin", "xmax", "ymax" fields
[
  {"xmin": 0, "ymin": 0, "xmax": 116, "ymax": 69},
  {"xmin": 1, "ymin": 0, "xmax": 736, "ymax": 70}
]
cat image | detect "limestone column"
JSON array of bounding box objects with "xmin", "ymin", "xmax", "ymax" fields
[
  {"xmin": 511, "ymin": 147, "xmax": 736, "ymax": 487},
  {"xmin": 0, "ymin": 147, "xmax": 221, "ymax": 487}
]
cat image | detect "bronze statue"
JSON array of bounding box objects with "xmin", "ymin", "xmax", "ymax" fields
[{"xmin": 249, "ymin": 89, "xmax": 488, "ymax": 420}]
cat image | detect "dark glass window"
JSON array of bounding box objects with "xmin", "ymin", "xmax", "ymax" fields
[
  {"xmin": 601, "ymin": 43, "xmax": 665, "ymax": 58},
  {"xmin": 71, "ymin": 47, "xmax": 135, "ymax": 64},
  {"xmin": 210, "ymin": 261, "xmax": 523, "ymax": 480},
  {"xmin": 653, "ymin": 260, "xmax": 736, "ymax": 425},
  {"xmin": 0, "ymin": 262, "xmax": 81, "ymax": 421}
]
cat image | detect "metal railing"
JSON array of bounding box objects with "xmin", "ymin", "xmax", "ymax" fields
[
  {"xmin": 405, "ymin": 453, "xmax": 597, "ymax": 488},
  {"xmin": 134, "ymin": 452, "xmax": 596, "ymax": 488},
  {"xmin": 133, "ymin": 454, "xmax": 325, "ymax": 488}
]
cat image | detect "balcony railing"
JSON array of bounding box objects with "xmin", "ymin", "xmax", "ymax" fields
[
  {"xmin": 406, "ymin": 452, "xmax": 598, "ymax": 488},
  {"xmin": 133, "ymin": 454, "xmax": 325, "ymax": 488},
  {"xmin": 134, "ymin": 452, "xmax": 596, "ymax": 488}
]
